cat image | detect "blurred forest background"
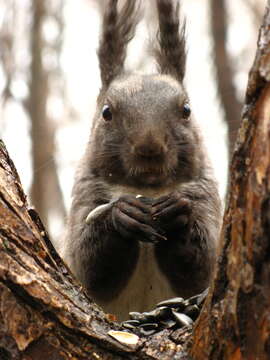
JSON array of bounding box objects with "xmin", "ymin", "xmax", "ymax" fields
[{"xmin": 0, "ymin": 0, "xmax": 265, "ymax": 251}]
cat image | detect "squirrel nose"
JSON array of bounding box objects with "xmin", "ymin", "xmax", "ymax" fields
[{"xmin": 134, "ymin": 140, "xmax": 167, "ymax": 158}]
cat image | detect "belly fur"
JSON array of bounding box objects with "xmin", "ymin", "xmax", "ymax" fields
[{"xmin": 99, "ymin": 242, "xmax": 177, "ymax": 321}]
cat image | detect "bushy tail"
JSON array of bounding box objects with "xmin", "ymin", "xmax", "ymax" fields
[
  {"xmin": 155, "ymin": 0, "xmax": 186, "ymax": 82},
  {"xmin": 98, "ymin": 0, "xmax": 140, "ymax": 87}
]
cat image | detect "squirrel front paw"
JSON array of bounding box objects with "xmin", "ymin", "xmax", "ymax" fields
[
  {"xmin": 151, "ymin": 192, "xmax": 192, "ymax": 235},
  {"xmin": 111, "ymin": 195, "xmax": 167, "ymax": 243}
]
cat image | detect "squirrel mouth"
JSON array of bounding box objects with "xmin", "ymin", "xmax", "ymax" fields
[
  {"xmin": 129, "ymin": 158, "xmax": 167, "ymax": 174},
  {"xmin": 127, "ymin": 162, "xmax": 171, "ymax": 185},
  {"xmin": 123, "ymin": 151, "xmax": 176, "ymax": 185}
]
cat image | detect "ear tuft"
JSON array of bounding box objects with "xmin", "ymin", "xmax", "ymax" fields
[
  {"xmin": 154, "ymin": 0, "xmax": 186, "ymax": 82},
  {"xmin": 98, "ymin": 0, "xmax": 141, "ymax": 88}
]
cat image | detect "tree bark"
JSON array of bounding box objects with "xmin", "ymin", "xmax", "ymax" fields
[
  {"xmin": 191, "ymin": 2, "xmax": 270, "ymax": 358},
  {"xmin": 1, "ymin": 1, "xmax": 270, "ymax": 359}
]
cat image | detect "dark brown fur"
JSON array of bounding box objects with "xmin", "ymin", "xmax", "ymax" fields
[{"xmin": 63, "ymin": 0, "xmax": 222, "ymax": 321}]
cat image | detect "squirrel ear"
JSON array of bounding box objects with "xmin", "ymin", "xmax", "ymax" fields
[
  {"xmin": 155, "ymin": 0, "xmax": 186, "ymax": 82},
  {"xmin": 98, "ymin": 0, "xmax": 141, "ymax": 88}
]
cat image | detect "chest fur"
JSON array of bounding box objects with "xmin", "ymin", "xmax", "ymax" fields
[{"xmin": 99, "ymin": 243, "xmax": 176, "ymax": 321}]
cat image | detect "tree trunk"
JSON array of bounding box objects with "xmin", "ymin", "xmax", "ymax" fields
[
  {"xmin": 1, "ymin": 1, "xmax": 270, "ymax": 359},
  {"xmin": 29, "ymin": 0, "xmax": 66, "ymax": 232},
  {"xmin": 210, "ymin": 0, "xmax": 242, "ymax": 159},
  {"xmin": 191, "ymin": 2, "xmax": 270, "ymax": 358}
]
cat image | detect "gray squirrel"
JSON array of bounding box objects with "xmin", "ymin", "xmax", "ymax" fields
[{"xmin": 63, "ymin": 0, "xmax": 222, "ymax": 321}]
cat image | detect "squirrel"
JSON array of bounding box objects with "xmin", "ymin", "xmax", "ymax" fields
[{"xmin": 63, "ymin": 0, "xmax": 222, "ymax": 321}]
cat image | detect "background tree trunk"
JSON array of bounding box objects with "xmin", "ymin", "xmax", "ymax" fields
[
  {"xmin": 210, "ymin": 0, "xmax": 242, "ymax": 159},
  {"xmin": 1, "ymin": 1, "xmax": 270, "ymax": 359},
  {"xmin": 29, "ymin": 0, "xmax": 66, "ymax": 232}
]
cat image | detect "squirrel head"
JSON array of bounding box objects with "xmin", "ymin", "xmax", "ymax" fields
[{"xmin": 89, "ymin": 0, "xmax": 202, "ymax": 187}]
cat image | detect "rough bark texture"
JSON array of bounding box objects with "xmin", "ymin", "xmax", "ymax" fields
[
  {"xmin": 210, "ymin": 0, "xmax": 242, "ymax": 159},
  {"xmin": 1, "ymin": 1, "xmax": 270, "ymax": 359},
  {"xmin": 191, "ymin": 1, "xmax": 270, "ymax": 358}
]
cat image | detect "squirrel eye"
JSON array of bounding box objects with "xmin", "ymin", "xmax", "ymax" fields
[
  {"xmin": 182, "ymin": 103, "xmax": 191, "ymax": 119},
  {"xmin": 102, "ymin": 105, "xmax": 112, "ymax": 121}
]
